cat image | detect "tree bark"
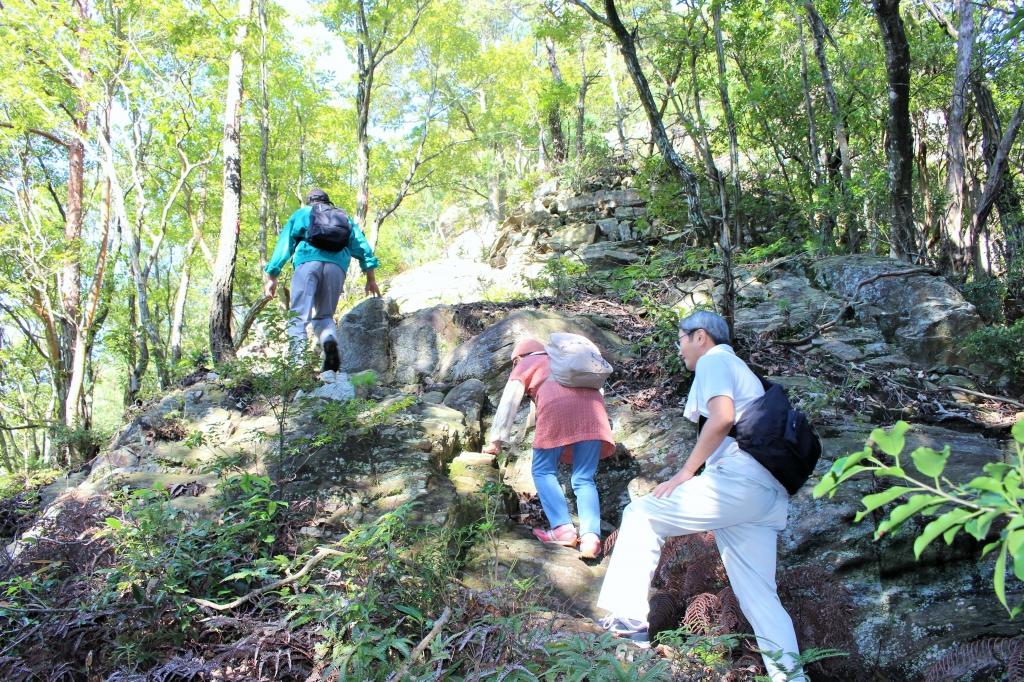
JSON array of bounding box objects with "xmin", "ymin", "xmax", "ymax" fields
[
  {"xmin": 797, "ymin": 10, "xmax": 832, "ymax": 245},
  {"xmin": 544, "ymin": 37, "xmax": 567, "ymax": 165},
  {"xmin": 604, "ymin": 41, "xmax": 628, "ymax": 152},
  {"xmin": 209, "ymin": 0, "xmax": 254, "ymax": 363},
  {"xmin": 170, "ymin": 236, "xmax": 198, "ymax": 366},
  {"xmin": 873, "ymin": 0, "xmax": 916, "ymax": 261},
  {"xmin": 805, "ymin": 0, "xmax": 856, "ymax": 249},
  {"xmin": 939, "ymin": 0, "xmax": 975, "ymax": 273},
  {"xmin": 972, "ymin": 79, "xmax": 1024, "ymax": 318},
  {"xmin": 713, "ymin": 1, "xmax": 741, "ymax": 246},
  {"xmin": 257, "ymin": 0, "xmax": 271, "ymax": 268},
  {"xmin": 572, "ymin": 0, "xmax": 709, "ymax": 237}
]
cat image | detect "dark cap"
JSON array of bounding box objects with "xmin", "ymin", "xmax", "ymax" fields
[{"xmin": 306, "ymin": 188, "xmax": 331, "ymax": 205}]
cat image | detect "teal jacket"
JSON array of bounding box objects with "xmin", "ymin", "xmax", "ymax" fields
[{"xmin": 264, "ymin": 205, "xmax": 380, "ymax": 278}]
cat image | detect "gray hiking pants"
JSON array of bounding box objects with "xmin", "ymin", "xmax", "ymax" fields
[{"xmin": 288, "ymin": 260, "xmax": 345, "ymax": 352}]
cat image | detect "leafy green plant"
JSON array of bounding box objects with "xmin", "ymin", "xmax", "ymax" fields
[
  {"xmin": 525, "ymin": 255, "xmax": 589, "ymax": 299},
  {"xmin": 964, "ymin": 318, "xmax": 1024, "ymax": 385},
  {"xmin": 814, "ymin": 418, "xmax": 1024, "ymax": 617}
]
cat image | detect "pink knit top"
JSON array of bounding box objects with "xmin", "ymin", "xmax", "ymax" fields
[{"xmin": 510, "ymin": 354, "xmax": 616, "ymax": 464}]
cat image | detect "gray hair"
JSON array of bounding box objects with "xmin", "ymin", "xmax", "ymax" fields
[{"xmin": 678, "ymin": 310, "xmax": 730, "ymax": 345}]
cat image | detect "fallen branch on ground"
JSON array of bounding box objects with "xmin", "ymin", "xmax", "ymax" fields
[
  {"xmin": 192, "ymin": 546, "xmax": 346, "ymax": 611},
  {"xmin": 389, "ymin": 606, "xmax": 452, "ymax": 681}
]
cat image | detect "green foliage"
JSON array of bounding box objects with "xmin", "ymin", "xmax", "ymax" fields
[
  {"xmin": 735, "ymin": 238, "xmax": 800, "ymax": 265},
  {"xmin": 963, "ymin": 319, "xmax": 1024, "ymax": 385},
  {"xmin": 0, "ymin": 468, "xmax": 60, "ymax": 500},
  {"xmin": 525, "ymin": 255, "xmax": 589, "ymax": 299},
  {"xmin": 92, "ymin": 475, "xmax": 286, "ymax": 662},
  {"xmin": 962, "ymin": 278, "xmax": 1007, "ymax": 324},
  {"xmin": 814, "ymin": 419, "xmax": 1024, "ymax": 617}
]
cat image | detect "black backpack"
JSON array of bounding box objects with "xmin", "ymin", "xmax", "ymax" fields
[
  {"xmin": 699, "ymin": 378, "xmax": 822, "ymax": 495},
  {"xmin": 305, "ymin": 203, "xmax": 352, "ymax": 252}
]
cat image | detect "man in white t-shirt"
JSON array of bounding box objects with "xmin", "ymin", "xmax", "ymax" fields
[{"xmin": 597, "ymin": 310, "xmax": 805, "ymax": 682}]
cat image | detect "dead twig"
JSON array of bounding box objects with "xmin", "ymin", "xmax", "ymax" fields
[
  {"xmin": 389, "ymin": 606, "xmax": 452, "ymax": 681},
  {"xmin": 192, "ymin": 546, "xmax": 347, "ymax": 611},
  {"xmin": 946, "ymin": 386, "xmax": 1024, "ymax": 409}
]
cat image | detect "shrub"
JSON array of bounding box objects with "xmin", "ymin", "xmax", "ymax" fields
[{"xmin": 963, "ymin": 318, "xmax": 1024, "ymax": 385}]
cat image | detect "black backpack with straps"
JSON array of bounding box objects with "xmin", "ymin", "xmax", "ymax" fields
[
  {"xmin": 698, "ymin": 377, "xmax": 822, "ymax": 495},
  {"xmin": 305, "ymin": 203, "xmax": 352, "ymax": 252}
]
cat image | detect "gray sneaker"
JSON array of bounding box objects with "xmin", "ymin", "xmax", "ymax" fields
[{"xmin": 599, "ymin": 615, "xmax": 649, "ymax": 637}]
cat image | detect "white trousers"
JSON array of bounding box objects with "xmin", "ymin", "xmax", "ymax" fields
[
  {"xmin": 288, "ymin": 261, "xmax": 345, "ymax": 352},
  {"xmin": 597, "ymin": 458, "xmax": 805, "ymax": 682}
]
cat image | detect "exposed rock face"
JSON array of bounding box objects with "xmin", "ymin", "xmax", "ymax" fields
[
  {"xmin": 443, "ymin": 378, "xmax": 488, "ymax": 447},
  {"xmin": 390, "ymin": 306, "xmax": 465, "ymax": 386},
  {"xmin": 813, "ymin": 255, "xmax": 981, "ymax": 365},
  {"xmin": 338, "ymin": 296, "xmax": 395, "ymax": 374}
]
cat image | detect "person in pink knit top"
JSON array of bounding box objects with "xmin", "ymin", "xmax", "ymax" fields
[{"xmin": 482, "ymin": 337, "xmax": 615, "ymax": 559}]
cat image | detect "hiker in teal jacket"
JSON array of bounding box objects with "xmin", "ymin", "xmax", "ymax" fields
[{"xmin": 263, "ymin": 188, "xmax": 381, "ymax": 371}]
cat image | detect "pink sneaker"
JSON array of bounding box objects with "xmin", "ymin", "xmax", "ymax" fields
[
  {"xmin": 532, "ymin": 524, "xmax": 578, "ymax": 547},
  {"xmin": 579, "ymin": 533, "xmax": 602, "ymax": 559}
]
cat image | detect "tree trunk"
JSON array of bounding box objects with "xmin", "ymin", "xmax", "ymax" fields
[
  {"xmin": 257, "ymin": 0, "xmax": 271, "ymax": 268},
  {"xmin": 713, "ymin": 1, "xmax": 741, "ymax": 246},
  {"xmin": 686, "ymin": 47, "xmax": 727, "ymax": 236},
  {"xmin": 797, "ymin": 10, "xmax": 833, "ymax": 244},
  {"xmin": 544, "ymin": 37, "xmax": 567, "ymax": 165},
  {"xmin": 939, "ymin": 0, "xmax": 975, "ymax": 272},
  {"xmin": 170, "ymin": 237, "xmax": 198, "ymax": 365},
  {"xmin": 209, "ymin": 0, "xmax": 254, "ymax": 363},
  {"xmin": 592, "ymin": 0, "xmax": 709, "ymax": 236},
  {"xmin": 973, "ymin": 80, "xmax": 1024, "ymax": 318},
  {"xmin": 356, "ymin": 42, "xmax": 373, "ymax": 232},
  {"xmin": 605, "ymin": 41, "xmax": 628, "ymax": 152},
  {"xmin": 805, "ymin": 0, "xmax": 856, "ymax": 249},
  {"xmin": 489, "ymin": 144, "xmax": 506, "ymax": 223},
  {"xmin": 575, "ymin": 44, "xmax": 591, "ymax": 161},
  {"xmin": 874, "ymin": 0, "xmax": 916, "ymax": 261}
]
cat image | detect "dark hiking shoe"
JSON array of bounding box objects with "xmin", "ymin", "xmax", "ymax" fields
[{"xmin": 322, "ymin": 339, "xmax": 340, "ymax": 372}]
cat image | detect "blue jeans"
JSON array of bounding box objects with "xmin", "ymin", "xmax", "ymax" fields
[{"xmin": 531, "ymin": 440, "xmax": 602, "ymax": 538}]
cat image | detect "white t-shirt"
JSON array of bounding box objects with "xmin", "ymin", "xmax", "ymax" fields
[{"xmin": 684, "ymin": 344, "xmax": 786, "ymax": 493}]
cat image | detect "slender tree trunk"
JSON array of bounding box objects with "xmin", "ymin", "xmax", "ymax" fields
[
  {"xmin": 797, "ymin": 11, "xmax": 833, "ymax": 244},
  {"xmin": 209, "ymin": 0, "xmax": 254, "ymax": 363},
  {"xmin": 939, "ymin": 0, "xmax": 975, "ymax": 272},
  {"xmin": 713, "ymin": 1, "xmax": 741, "ymax": 246},
  {"xmin": 544, "ymin": 37, "xmax": 567, "ymax": 165},
  {"xmin": 170, "ymin": 237, "xmax": 198, "ymax": 365},
  {"xmin": 605, "ymin": 41, "xmax": 628, "ymax": 152},
  {"xmin": 914, "ymin": 114, "xmax": 938, "ymax": 249},
  {"xmin": 583, "ymin": 0, "xmax": 708, "ymax": 236},
  {"xmin": 685, "ymin": 48, "xmax": 727, "ymax": 238},
  {"xmin": 973, "ymin": 80, "xmax": 1024, "ymax": 318},
  {"xmin": 257, "ymin": 0, "xmax": 271, "ymax": 268},
  {"xmin": 490, "ymin": 144, "xmax": 506, "ymax": 222},
  {"xmin": 874, "ymin": 0, "xmax": 916, "ymax": 261},
  {"xmin": 575, "ymin": 44, "xmax": 591, "ymax": 161},
  {"xmin": 804, "ymin": 0, "xmax": 856, "ymax": 249},
  {"xmin": 356, "ymin": 42, "xmax": 373, "ymax": 232}
]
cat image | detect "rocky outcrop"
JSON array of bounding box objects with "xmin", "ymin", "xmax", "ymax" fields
[
  {"xmin": 390, "ymin": 306, "xmax": 465, "ymax": 386},
  {"xmin": 813, "ymin": 255, "xmax": 981, "ymax": 365}
]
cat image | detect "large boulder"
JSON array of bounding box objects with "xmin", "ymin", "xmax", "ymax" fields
[
  {"xmin": 390, "ymin": 306, "xmax": 465, "ymax": 385},
  {"xmin": 437, "ymin": 309, "xmax": 632, "ymax": 392},
  {"xmin": 735, "ymin": 272, "xmax": 846, "ymax": 337},
  {"xmin": 813, "ymin": 255, "xmax": 980, "ymax": 365},
  {"xmin": 338, "ymin": 296, "xmax": 396, "ymax": 374}
]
